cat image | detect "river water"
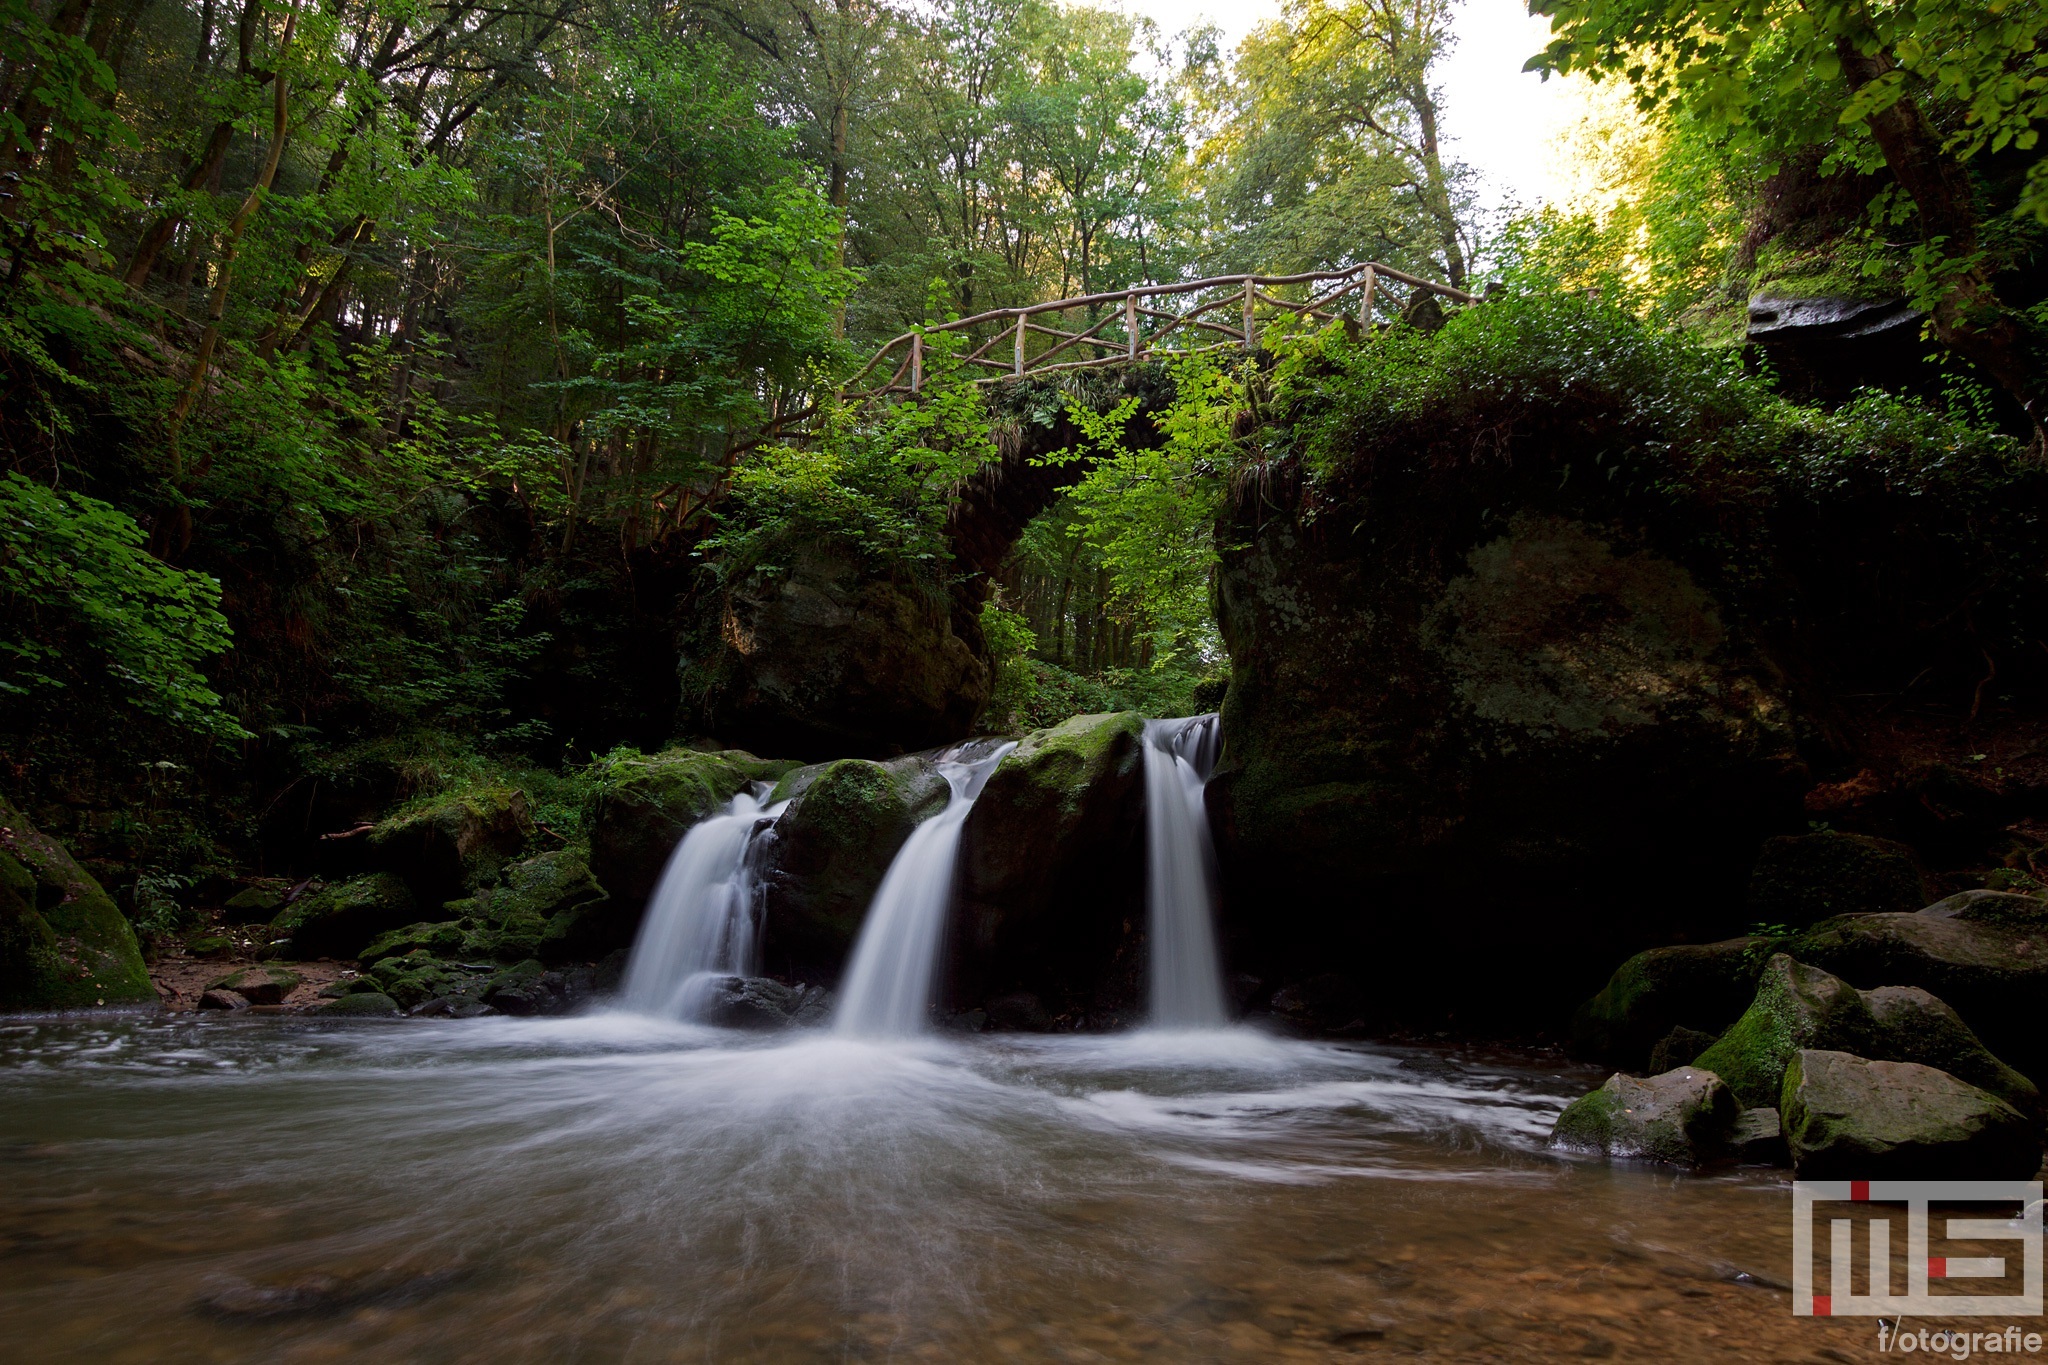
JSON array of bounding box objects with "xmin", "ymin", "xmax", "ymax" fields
[{"xmin": 1, "ymin": 1013, "xmax": 1867, "ymax": 1362}]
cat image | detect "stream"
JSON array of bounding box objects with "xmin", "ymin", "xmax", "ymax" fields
[{"xmin": 0, "ymin": 1011, "xmax": 1862, "ymax": 1362}]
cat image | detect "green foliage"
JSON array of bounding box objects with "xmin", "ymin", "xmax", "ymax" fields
[{"xmin": 0, "ymin": 472, "xmax": 246, "ymax": 743}]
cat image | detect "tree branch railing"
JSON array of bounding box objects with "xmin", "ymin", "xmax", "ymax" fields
[{"xmin": 754, "ymin": 261, "xmax": 1475, "ymax": 447}]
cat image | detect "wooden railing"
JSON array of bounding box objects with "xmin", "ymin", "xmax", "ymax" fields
[
  {"xmin": 754, "ymin": 261, "xmax": 1474, "ymax": 445},
  {"xmin": 845, "ymin": 261, "xmax": 1474, "ymax": 398}
]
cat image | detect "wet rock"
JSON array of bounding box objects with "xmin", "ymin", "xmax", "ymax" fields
[
  {"xmin": 1692, "ymin": 955, "xmax": 1879, "ymax": 1109},
  {"xmin": 268, "ymin": 873, "xmax": 416, "ymax": 960},
  {"xmin": 409, "ymin": 995, "xmax": 496, "ymax": 1019},
  {"xmin": 758, "ymin": 755, "xmax": 948, "ymax": 979},
  {"xmin": 1784, "ymin": 890, "xmax": 2048, "ymax": 1083},
  {"xmin": 204, "ymin": 965, "xmax": 301, "ymax": 1006},
  {"xmin": 366, "ymin": 787, "xmax": 533, "ymax": 903},
  {"xmin": 1746, "ymin": 831, "xmax": 1929, "ymax": 928},
  {"xmin": 220, "ymin": 884, "xmax": 286, "ymax": 926},
  {"xmin": 674, "ymin": 535, "xmax": 991, "ymax": 760},
  {"xmin": 1781, "ymin": 1049, "xmax": 2039, "ymax": 1179},
  {"xmin": 196, "ymin": 1266, "xmax": 465, "ymax": 1320},
  {"xmin": 1731, "ymin": 1107, "xmax": 1787, "ymax": 1165},
  {"xmin": 369, "ymin": 950, "xmax": 475, "ymax": 1009},
  {"xmin": 1571, "ymin": 937, "xmax": 1772, "ymax": 1071},
  {"xmin": 586, "ymin": 748, "xmax": 799, "ymax": 930},
  {"xmin": 1270, "ymin": 973, "xmax": 1371, "ymax": 1034},
  {"xmin": 1647, "ymin": 1026, "xmax": 1719, "ymax": 1074},
  {"xmin": 0, "ymin": 791, "xmax": 155, "ymax": 1010},
  {"xmin": 954, "ymin": 713, "xmax": 1147, "ymax": 1015},
  {"xmin": 985, "ymin": 991, "xmax": 1053, "ymax": 1031},
  {"xmin": 1551, "ymin": 1067, "xmax": 1740, "ymax": 1165},
  {"xmin": 696, "ymin": 975, "xmax": 804, "ymax": 1029},
  {"xmin": 315, "ymin": 991, "xmax": 402, "ymax": 1017},
  {"xmin": 197, "ymin": 989, "xmax": 250, "ymax": 1011},
  {"xmin": 480, "ymin": 959, "xmax": 569, "ymax": 1017}
]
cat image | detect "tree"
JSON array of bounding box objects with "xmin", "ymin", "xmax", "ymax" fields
[{"xmin": 1529, "ymin": 0, "xmax": 2048, "ymax": 449}]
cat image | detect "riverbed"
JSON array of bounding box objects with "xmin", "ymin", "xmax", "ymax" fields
[{"xmin": 2, "ymin": 1013, "xmax": 1870, "ymax": 1361}]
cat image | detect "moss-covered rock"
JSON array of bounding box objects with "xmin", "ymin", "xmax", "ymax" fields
[
  {"xmin": 1746, "ymin": 831, "xmax": 1929, "ymax": 928},
  {"xmin": 0, "ymin": 792, "xmax": 155, "ymax": 1010},
  {"xmin": 587, "ymin": 748, "xmax": 799, "ymax": 920},
  {"xmin": 269, "ymin": 874, "xmax": 416, "ymax": 960},
  {"xmin": 316, "ymin": 991, "xmax": 403, "ymax": 1018},
  {"xmin": 758, "ymin": 755, "xmax": 949, "ymax": 979},
  {"xmin": 220, "ymin": 884, "xmax": 287, "ymax": 925},
  {"xmin": 367, "ymin": 949, "xmax": 476, "ymax": 1009},
  {"xmin": 366, "ymin": 787, "xmax": 533, "ymax": 902},
  {"xmin": 1784, "ymin": 890, "xmax": 2048, "ymax": 1083},
  {"xmin": 1570, "ymin": 937, "xmax": 1772, "ymax": 1070},
  {"xmin": 1551, "ymin": 1066, "xmax": 1740, "ymax": 1165},
  {"xmin": 1781, "ymin": 1050, "xmax": 2039, "ymax": 1179},
  {"xmin": 204, "ymin": 965, "xmax": 301, "ymax": 1006},
  {"xmin": 1691, "ymin": 955, "xmax": 1880, "ymax": 1109},
  {"xmin": 1863, "ymin": 986, "xmax": 2039, "ymax": 1118},
  {"xmin": 361, "ymin": 920, "xmax": 468, "ymax": 965},
  {"xmin": 953, "ymin": 714, "xmax": 1147, "ymax": 1015}
]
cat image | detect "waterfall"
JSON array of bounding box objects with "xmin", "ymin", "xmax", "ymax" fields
[
  {"xmin": 834, "ymin": 742, "xmax": 1016, "ymax": 1038},
  {"xmin": 620, "ymin": 788, "xmax": 787, "ymax": 1020},
  {"xmin": 1144, "ymin": 714, "xmax": 1228, "ymax": 1027}
]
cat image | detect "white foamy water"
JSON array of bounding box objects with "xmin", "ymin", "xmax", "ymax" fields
[
  {"xmin": 1144, "ymin": 714, "xmax": 1229, "ymax": 1027},
  {"xmin": 618, "ymin": 788, "xmax": 786, "ymax": 1019},
  {"xmin": 834, "ymin": 742, "xmax": 1015, "ymax": 1037}
]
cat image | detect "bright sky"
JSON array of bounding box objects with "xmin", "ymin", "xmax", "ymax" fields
[{"xmin": 1124, "ymin": 0, "xmax": 1585, "ymax": 213}]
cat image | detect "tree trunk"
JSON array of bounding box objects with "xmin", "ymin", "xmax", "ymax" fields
[{"xmin": 1837, "ymin": 37, "xmax": 2046, "ymax": 450}]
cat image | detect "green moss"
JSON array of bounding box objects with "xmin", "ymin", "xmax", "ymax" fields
[
  {"xmin": 362, "ymin": 920, "xmax": 468, "ymax": 964},
  {"xmin": 269, "ymin": 874, "xmax": 416, "ymax": 960},
  {"xmin": 316, "ymin": 991, "xmax": 402, "ymax": 1017},
  {"xmin": 1570, "ymin": 937, "xmax": 1771, "ymax": 1069},
  {"xmin": 0, "ymin": 792, "xmax": 155, "ymax": 1009},
  {"xmin": 1745, "ymin": 236, "xmax": 1901, "ymax": 303},
  {"xmin": 998, "ymin": 712, "xmax": 1145, "ymax": 815},
  {"xmin": 367, "ymin": 786, "xmax": 533, "ymax": 898},
  {"xmin": 1692, "ymin": 955, "xmax": 1878, "ymax": 1108}
]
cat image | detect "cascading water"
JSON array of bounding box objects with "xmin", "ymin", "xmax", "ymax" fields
[
  {"xmin": 834, "ymin": 742, "xmax": 1016, "ymax": 1038},
  {"xmin": 1143, "ymin": 714, "xmax": 1229, "ymax": 1028},
  {"xmin": 619, "ymin": 787, "xmax": 787, "ymax": 1019}
]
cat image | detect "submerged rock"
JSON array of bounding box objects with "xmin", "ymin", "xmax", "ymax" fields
[
  {"xmin": 758, "ymin": 755, "xmax": 948, "ymax": 979},
  {"xmin": 586, "ymin": 747, "xmax": 799, "ymax": 927},
  {"xmin": 1551, "ymin": 1067, "xmax": 1740, "ymax": 1165},
  {"xmin": 315, "ymin": 991, "xmax": 402, "ymax": 1018},
  {"xmin": 1571, "ymin": 937, "xmax": 1771, "ymax": 1071},
  {"xmin": 953, "ymin": 713, "xmax": 1147, "ymax": 1016},
  {"xmin": 1746, "ymin": 831, "xmax": 1929, "ymax": 928},
  {"xmin": 0, "ymin": 791, "xmax": 155, "ymax": 1011},
  {"xmin": 1780, "ymin": 1049, "xmax": 2038, "ymax": 1179},
  {"xmin": 367, "ymin": 788, "xmax": 533, "ymax": 902},
  {"xmin": 269, "ymin": 874, "xmax": 416, "ymax": 960}
]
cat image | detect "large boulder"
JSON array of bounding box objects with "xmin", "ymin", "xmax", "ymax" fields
[
  {"xmin": 1211, "ymin": 504, "xmax": 1805, "ymax": 1028},
  {"xmin": 466, "ymin": 850, "xmax": 610, "ymax": 963},
  {"xmin": 675, "ymin": 537, "xmax": 990, "ymax": 760},
  {"xmin": 1862, "ymin": 985, "xmax": 2039, "ymax": 1118},
  {"xmin": 366, "ymin": 788, "xmax": 533, "ymax": 902},
  {"xmin": 1746, "ymin": 831, "xmax": 1929, "ymax": 928},
  {"xmin": 1551, "ymin": 1067, "xmax": 1741, "ymax": 1165},
  {"xmin": 693, "ymin": 975, "xmax": 834, "ymax": 1030},
  {"xmin": 0, "ymin": 793, "xmax": 154, "ymax": 1010},
  {"xmin": 269, "ymin": 874, "xmax": 417, "ymax": 960},
  {"xmin": 1692, "ymin": 954, "xmax": 1880, "ymax": 1109},
  {"xmin": 1780, "ymin": 1049, "xmax": 2039, "ymax": 1179},
  {"xmin": 757, "ymin": 756, "xmax": 949, "ymax": 981},
  {"xmin": 586, "ymin": 748, "xmax": 799, "ymax": 917},
  {"xmin": 1785, "ymin": 891, "xmax": 2048, "ymax": 1082},
  {"xmin": 952, "ymin": 713, "xmax": 1148, "ymax": 1018},
  {"xmin": 1571, "ymin": 936, "xmax": 1771, "ymax": 1070}
]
